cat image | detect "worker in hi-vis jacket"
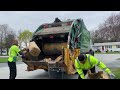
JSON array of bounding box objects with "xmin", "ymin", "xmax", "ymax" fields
[
  {"xmin": 8, "ymin": 39, "xmax": 26, "ymax": 79},
  {"xmin": 74, "ymin": 54, "xmax": 116, "ymax": 79}
]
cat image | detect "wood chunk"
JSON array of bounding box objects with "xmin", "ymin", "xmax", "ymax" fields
[{"xmin": 28, "ymin": 41, "xmax": 41, "ymax": 56}]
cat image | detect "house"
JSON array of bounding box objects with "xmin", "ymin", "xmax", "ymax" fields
[{"xmin": 92, "ymin": 42, "xmax": 120, "ymax": 52}]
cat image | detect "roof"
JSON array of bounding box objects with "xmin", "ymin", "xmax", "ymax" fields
[
  {"xmin": 93, "ymin": 42, "xmax": 120, "ymax": 46},
  {"xmin": 34, "ymin": 26, "xmax": 71, "ymax": 35}
]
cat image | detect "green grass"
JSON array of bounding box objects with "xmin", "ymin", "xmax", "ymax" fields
[
  {"xmin": 0, "ymin": 53, "xmax": 8, "ymax": 56},
  {"xmin": 110, "ymin": 68, "xmax": 120, "ymax": 79},
  {"xmin": 0, "ymin": 57, "xmax": 22, "ymax": 63},
  {"xmin": 95, "ymin": 52, "xmax": 120, "ymax": 54},
  {"xmin": 116, "ymin": 58, "xmax": 120, "ymax": 60}
]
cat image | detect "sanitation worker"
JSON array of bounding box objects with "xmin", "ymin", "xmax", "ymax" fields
[
  {"xmin": 74, "ymin": 54, "xmax": 116, "ymax": 79},
  {"xmin": 8, "ymin": 39, "xmax": 25, "ymax": 79}
]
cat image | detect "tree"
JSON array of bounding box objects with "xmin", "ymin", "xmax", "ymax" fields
[
  {"xmin": 0, "ymin": 28, "xmax": 4, "ymax": 55},
  {"xmin": 91, "ymin": 12, "xmax": 120, "ymax": 43},
  {"xmin": 18, "ymin": 30, "xmax": 33, "ymax": 48},
  {"xmin": 17, "ymin": 29, "xmax": 23, "ymax": 48},
  {"xmin": 4, "ymin": 34, "xmax": 15, "ymax": 54},
  {"xmin": 0, "ymin": 24, "xmax": 16, "ymax": 55}
]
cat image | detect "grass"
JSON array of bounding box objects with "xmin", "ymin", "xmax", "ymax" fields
[
  {"xmin": 0, "ymin": 55, "xmax": 8, "ymax": 56},
  {"xmin": 116, "ymin": 58, "xmax": 120, "ymax": 60},
  {"xmin": 0, "ymin": 57, "xmax": 22, "ymax": 63},
  {"xmin": 95, "ymin": 52, "xmax": 120, "ymax": 54},
  {"xmin": 110, "ymin": 68, "xmax": 120, "ymax": 79}
]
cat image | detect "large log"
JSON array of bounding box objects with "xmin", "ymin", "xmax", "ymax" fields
[
  {"xmin": 28, "ymin": 41, "xmax": 41, "ymax": 56},
  {"xmin": 43, "ymin": 42, "xmax": 67, "ymax": 55}
]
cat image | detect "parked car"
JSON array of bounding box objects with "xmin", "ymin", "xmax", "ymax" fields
[{"xmin": 0, "ymin": 50, "xmax": 7, "ymax": 55}]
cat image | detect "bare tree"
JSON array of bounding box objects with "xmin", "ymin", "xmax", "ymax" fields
[
  {"xmin": 4, "ymin": 31, "xmax": 16, "ymax": 54},
  {"xmin": 0, "ymin": 24, "xmax": 16, "ymax": 55},
  {"xmin": 0, "ymin": 26, "xmax": 4, "ymax": 55},
  {"xmin": 17, "ymin": 29, "xmax": 23, "ymax": 48},
  {"xmin": 92, "ymin": 12, "xmax": 120, "ymax": 43}
]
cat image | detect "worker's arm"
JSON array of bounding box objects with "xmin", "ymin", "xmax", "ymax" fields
[
  {"xmin": 14, "ymin": 46, "xmax": 26, "ymax": 58},
  {"xmin": 90, "ymin": 55, "xmax": 111, "ymax": 74},
  {"xmin": 14, "ymin": 46, "xmax": 21, "ymax": 54},
  {"xmin": 75, "ymin": 59, "xmax": 85, "ymax": 79},
  {"xmin": 76, "ymin": 68, "xmax": 85, "ymax": 79}
]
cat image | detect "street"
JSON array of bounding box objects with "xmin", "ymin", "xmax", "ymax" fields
[
  {"xmin": 0, "ymin": 61, "xmax": 78, "ymax": 79},
  {"xmin": 0, "ymin": 54, "xmax": 120, "ymax": 79}
]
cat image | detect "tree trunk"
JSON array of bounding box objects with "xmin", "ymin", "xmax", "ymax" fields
[
  {"xmin": 0, "ymin": 48, "xmax": 2, "ymax": 55},
  {"xmin": 7, "ymin": 48, "xmax": 9, "ymax": 55}
]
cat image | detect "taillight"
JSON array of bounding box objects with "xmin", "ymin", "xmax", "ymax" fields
[
  {"xmin": 49, "ymin": 35, "xmax": 54, "ymax": 38},
  {"xmin": 66, "ymin": 21, "xmax": 72, "ymax": 26},
  {"xmin": 44, "ymin": 24, "xmax": 48, "ymax": 28}
]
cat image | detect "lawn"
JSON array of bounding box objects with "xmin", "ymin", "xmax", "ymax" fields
[
  {"xmin": 95, "ymin": 52, "xmax": 120, "ymax": 54},
  {"xmin": 110, "ymin": 68, "xmax": 120, "ymax": 79},
  {"xmin": 0, "ymin": 57, "xmax": 22, "ymax": 63},
  {"xmin": 116, "ymin": 58, "xmax": 120, "ymax": 60}
]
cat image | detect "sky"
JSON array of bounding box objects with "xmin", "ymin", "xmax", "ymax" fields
[{"xmin": 0, "ymin": 11, "xmax": 120, "ymax": 33}]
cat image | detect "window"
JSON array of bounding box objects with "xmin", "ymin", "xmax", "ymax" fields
[
  {"xmin": 116, "ymin": 45, "xmax": 120, "ymax": 48},
  {"xmin": 105, "ymin": 45, "xmax": 112, "ymax": 48},
  {"xmin": 108, "ymin": 45, "xmax": 112, "ymax": 48},
  {"xmin": 105, "ymin": 46, "xmax": 108, "ymax": 48}
]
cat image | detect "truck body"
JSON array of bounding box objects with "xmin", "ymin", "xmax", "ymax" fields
[{"xmin": 22, "ymin": 18, "xmax": 91, "ymax": 79}]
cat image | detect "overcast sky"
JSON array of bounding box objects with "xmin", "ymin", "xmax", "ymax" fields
[{"xmin": 0, "ymin": 11, "xmax": 120, "ymax": 33}]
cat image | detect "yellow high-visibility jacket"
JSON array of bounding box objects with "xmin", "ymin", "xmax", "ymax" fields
[
  {"xmin": 8, "ymin": 45, "xmax": 20, "ymax": 62},
  {"xmin": 74, "ymin": 54, "xmax": 111, "ymax": 79}
]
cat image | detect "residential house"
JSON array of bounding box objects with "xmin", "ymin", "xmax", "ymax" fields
[{"xmin": 92, "ymin": 42, "xmax": 120, "ymax": 52}]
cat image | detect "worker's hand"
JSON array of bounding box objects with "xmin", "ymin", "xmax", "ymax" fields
[
  {"xmin": 20, "ymin": 54, "xmax": 26, "ymax": 59},
  {"xmin": 21, "ymin": 55, "xmax": 25, "ymax": 59},
  {"xmin": 108, "ymin": 73, "xmax": 116, "ymax": 79}
]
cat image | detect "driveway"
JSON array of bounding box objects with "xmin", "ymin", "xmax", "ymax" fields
[{"xmin": 94, "ymin": 54, "xmax": 120, "ymax": 68}]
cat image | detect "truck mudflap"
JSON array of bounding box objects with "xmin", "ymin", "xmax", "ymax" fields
[
  {"xmin": 47, "ymin": 61, "xmax": 65, "ymax": 79},
  {"xmin": 48, "ymin": 67, "xmax": 64, "ymax": 79}
]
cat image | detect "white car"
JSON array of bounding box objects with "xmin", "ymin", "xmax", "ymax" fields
[{"xmin": 1, "ymin": 51, "xmax": 7, "ymax": 55}]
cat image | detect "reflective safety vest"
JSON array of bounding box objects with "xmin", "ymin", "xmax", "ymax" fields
[
  {"xmin": 8, "ymin": 45, "xmax": 20, "ymax": 62},
  {"xmin": 74, "ymin": 54, "xmax": 111, "ymax": 79}
]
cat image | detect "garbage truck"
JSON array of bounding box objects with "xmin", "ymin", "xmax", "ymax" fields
[{"xmin": 22, "ymin": 18, "xmax": 92, "ymax": 79}]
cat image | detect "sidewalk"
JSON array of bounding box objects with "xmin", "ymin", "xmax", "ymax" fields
[{"xmin": 0, "ymin": 56, "xmax": 8, "ymax": 58}]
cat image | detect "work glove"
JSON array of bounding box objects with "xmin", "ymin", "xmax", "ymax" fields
[
  {"xmin": 19, "ymin": 53, "xmax": 26, "ymax": 59},
  {"xmin": 21, "ymin": 55, "xmax": 26, "ymax": 59},
  {"xmin": 108, "ymin": 73, "xmax": 116, "ymax": 79}
]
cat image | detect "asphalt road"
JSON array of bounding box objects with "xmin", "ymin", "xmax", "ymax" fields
[
  {"xmin": 95, "ymin": 54, "xmax": 120, "ymax": 68},
  {"xmin": 0, "ymin": 54, "xmax": 120, "ymax": 79},
  {"xmin": 0, "ymin": 61, "xmax": 23, "ymax": 68},
  {"xmin": 0, "ymin": 62, "xmax": 78, "ymax": 79}
]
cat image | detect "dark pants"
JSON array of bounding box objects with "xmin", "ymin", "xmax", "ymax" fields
[
  {"xmin": 8, "ymin": 61, "xmax": 17, "ymax": 79},
  {"xmin": 78, "ymin": 66, "xmax": 95, "ymax": 79}
]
